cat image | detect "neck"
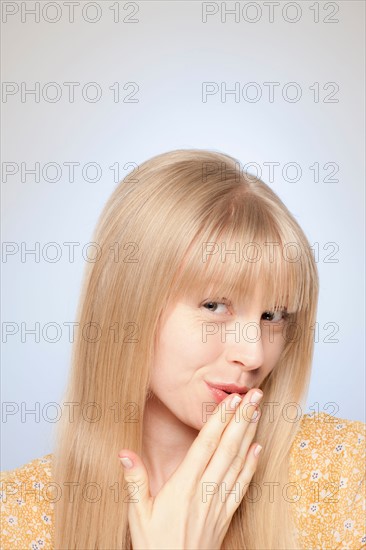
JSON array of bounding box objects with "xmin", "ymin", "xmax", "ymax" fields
[{"xmin": 142, "ymin": 393, "xmax": 198, "ymax": 496}]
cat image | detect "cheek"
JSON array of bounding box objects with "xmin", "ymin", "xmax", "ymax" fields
[
  {"xmin": 150, "ymin": 324, "xmax": 222, "ymax": 392},
  {"xmin": 163, "ymin": 317, "xmax": 222, "ymax": 362},
  {"xmin": 262, "ymin": 330, "xmax": 286, "ymax": 367}
]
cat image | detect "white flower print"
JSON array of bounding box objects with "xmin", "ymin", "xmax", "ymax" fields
[
  {"xmin": 309, "ymin": 503, "xmax": 319, "ymax": 514},
  {"xmin": 344, "ymin": 518, "xmax": 355, "ymax": 530},
  {"xmin": 310, "ymin": 469, "xmax": 322, "ymax": 481},
  {"xmin": 42, "ymin": 514, "xmax": 50, "ymax": 524},
  {"xmin": 339, "ymin": 476, "xmax": 348, "ymax": 489},
  {"xmin": 7, "ymin": 514, "xmax": 18, "ymax": 525}
]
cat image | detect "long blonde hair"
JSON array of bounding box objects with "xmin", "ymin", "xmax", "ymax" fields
[{"xmin": 52, "ymin": 149, "xmax": 319, "ymax": 549}]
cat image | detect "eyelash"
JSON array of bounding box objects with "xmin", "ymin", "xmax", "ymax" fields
[{"xmin": 201, "ymin": 298, "xmax": 290, "ymax": 323}]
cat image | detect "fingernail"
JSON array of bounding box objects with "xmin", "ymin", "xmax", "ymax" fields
[
  {"xmin": 250, "ymin": 391, "xmax": 263, "ymax": 404},
  {"xmin": 120, "ymin": 457, "xmax": 133, "ymax": 469},
  {"xmin": 254, "ymin": 444, "xmax": 262, "ymax": 457},
  {"xmin": 229, "ymin": 395, "xmax": 242, "ymax": 409}
]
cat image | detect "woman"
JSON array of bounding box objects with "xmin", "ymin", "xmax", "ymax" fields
[{"xmin": 1, "ymin": 149, "xmax": 365, "ymax": 549}]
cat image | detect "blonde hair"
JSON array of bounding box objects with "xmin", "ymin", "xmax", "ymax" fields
[{"xmin": 52, "ymin": 149, "xmax": 319, "ymax": 549}]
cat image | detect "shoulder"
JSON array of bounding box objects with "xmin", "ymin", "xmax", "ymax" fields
[
  {"xmin": 291, "ymin": 411, "xmax": 365, "ymax": 454},
  {"xmin": 1, "ymin": 453, "xmax": 55, "ymax": 549},
  {"xmin": 289, "ymin": 412, "xmax": 366, "ymax": 549},
  {"xmin": 290, "ymin": 411, "xmax": 365, "ymax": 476}
]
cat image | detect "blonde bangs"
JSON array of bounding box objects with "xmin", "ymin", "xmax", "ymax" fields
[{"xmin": 171, "ymin": 194, "xmax": 311, "ymax": 316}]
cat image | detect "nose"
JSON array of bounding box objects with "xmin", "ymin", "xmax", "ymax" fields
[{"xmin": 223, "ymin": 320, "xmax": 264, "ymax": 370}]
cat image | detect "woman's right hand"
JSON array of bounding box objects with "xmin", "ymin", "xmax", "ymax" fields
[{"xmin": 118, "ymin": 388, "xmax": 263, "ymax": 550}]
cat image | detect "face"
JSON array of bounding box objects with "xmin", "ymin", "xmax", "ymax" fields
[{"xmin": 148, "ymin": 284, "xmax": 288, "ymax": 431}]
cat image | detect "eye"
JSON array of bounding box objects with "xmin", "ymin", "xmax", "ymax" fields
[
  {"xmin": 261, "ymin": 308, "xmax": 289, "ymax": 323},
  {"xmin": 201, "ymin": 298, "xmax": 231, "ymax": 314}
]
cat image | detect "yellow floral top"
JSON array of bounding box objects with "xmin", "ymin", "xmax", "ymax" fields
[{"xmin": 1, "ymin": 412, "xmax": 365, "ymax": 550}]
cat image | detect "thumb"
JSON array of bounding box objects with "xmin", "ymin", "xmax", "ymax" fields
[{"xmin": 118, "ymin": 450, "xmax": 152, "ymax": 507}]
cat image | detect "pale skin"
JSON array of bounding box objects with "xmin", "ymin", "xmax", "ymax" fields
[{"xmin": 118, "ymin": 284, "xmax": 288, "ymax": 549}]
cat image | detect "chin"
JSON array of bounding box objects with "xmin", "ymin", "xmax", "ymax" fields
[{"xmin": 180, "ymin": 413, "xmax": 203, "ymax": 432}]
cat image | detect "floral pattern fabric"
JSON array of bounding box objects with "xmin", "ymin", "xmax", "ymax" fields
[
  {"xmin": 289, "ymin": 412, "xmax": 366, "ymax": 550},
  {"xmin": 1, "ymin": 455, "xmax": 54, "ymax": 549},
  {"xmin": 1, "ymin": 412, "xmax": 365, "ymax": 549}
]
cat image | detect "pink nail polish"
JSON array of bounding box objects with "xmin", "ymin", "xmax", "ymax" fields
[
  {"xmin": 120, "ymin": 457, "xmax": 133, "ymax": 469},
  {"xmin": 254, "ymin": 444, "xmax": 262, "ymax": 457},
  {"xmin": 230, "ymin": 395, "xmax": 242, "ymax": 409}
]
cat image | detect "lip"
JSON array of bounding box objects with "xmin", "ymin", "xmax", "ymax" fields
[{"xmin": 205, "ymin": 381, "xmax": 250, "ymax": 404}]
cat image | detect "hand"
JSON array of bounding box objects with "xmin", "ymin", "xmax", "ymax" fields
[{"xmin": 118, "ymin": 389, "xmax": 263, "ymax": 550}]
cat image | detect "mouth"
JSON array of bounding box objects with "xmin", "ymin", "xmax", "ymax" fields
[{"xmin": 205, "ymin": 382, "xmax": 250, "ymax": 404}]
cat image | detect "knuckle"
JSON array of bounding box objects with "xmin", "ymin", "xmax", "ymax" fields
[
  {"xmin": 201, "ymin": 436, "xmax": 219, "ymax": 453},
  {"xmin": 229, "ymin": 454, "xmax": 245, "ymax": 475},
  {"xmin": 220, "ymin": 441, "xmax": 239, "ymax": 459}
]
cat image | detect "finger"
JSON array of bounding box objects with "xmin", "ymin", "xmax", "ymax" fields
[
  {"xmin": 222, "ymin": 405, "xmax": 262, "ymax": 492},
  {"xmin": 175, "ymin": 392, "xmax": 244, "ymax": 490},
  {"xmin": 118, "ymin": 450, "xmax": 152, "ymax": 514},
  {"xmin": 224, "ymin": 441, "xmax": 263, "ymax": 516},
  {"xmin": 200, "ymin": 392, "xmax": 262, "ymax": 490}
]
